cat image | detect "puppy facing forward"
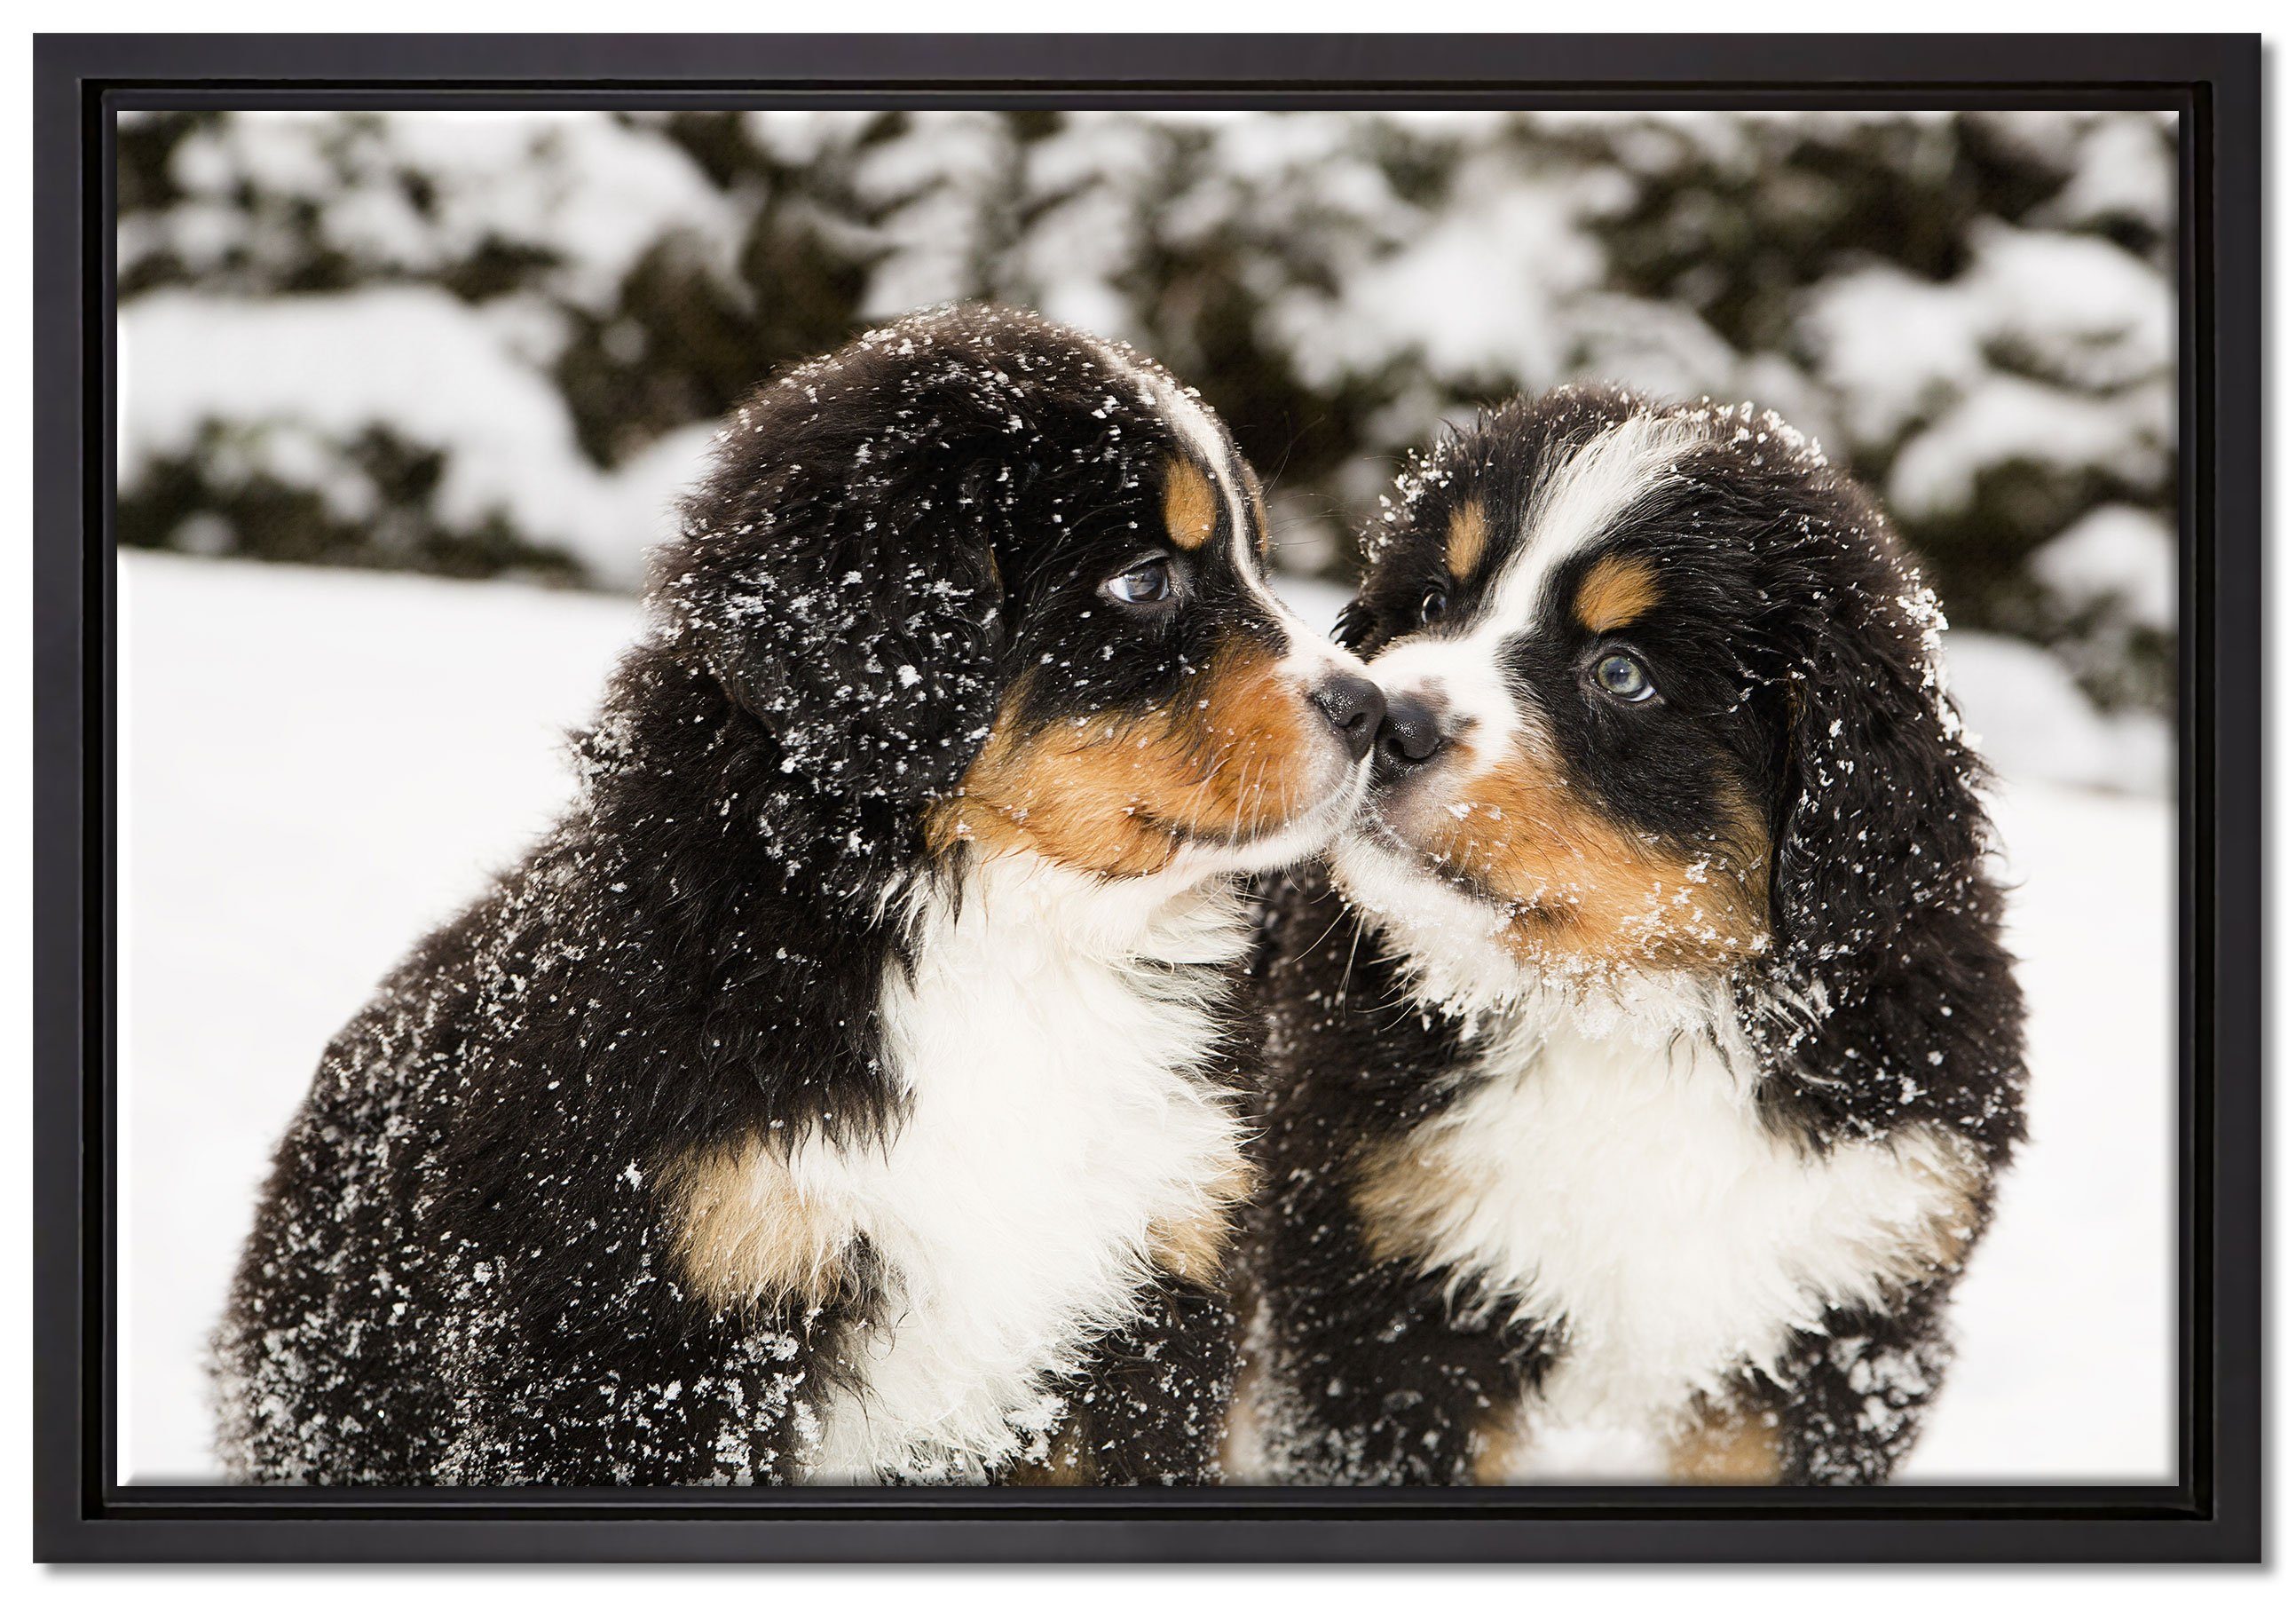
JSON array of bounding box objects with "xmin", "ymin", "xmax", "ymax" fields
[
  {"xmin": 215, "ymin": 305, "xmax": 1385, "ymax": 1487},
  {"xmin": 1246, "ymin": 386, "xmax": 2025, "ymax": 1486}
]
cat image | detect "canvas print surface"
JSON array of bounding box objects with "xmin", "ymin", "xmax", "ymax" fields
[{"xmin": 114, "ymin": 107, "xmax": 2177, "ymax": 1487}]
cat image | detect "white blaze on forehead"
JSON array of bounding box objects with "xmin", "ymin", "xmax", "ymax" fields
[
  {"xmin": 1473, "ymin": 408, "xmax": 1700, "ymax": 644},
  {"xmin": 1360, "ymin": 410, "xmax": 1699, "ymax": 784}
]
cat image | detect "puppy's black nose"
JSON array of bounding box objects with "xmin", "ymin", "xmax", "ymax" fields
[
  {"xmin": 1309, "ymin": 672, "xmax": 1386, "ymax": 763},
  {"xmin": 1376, "ymin": 692, "xmax": 1450, "ymax": 775}
]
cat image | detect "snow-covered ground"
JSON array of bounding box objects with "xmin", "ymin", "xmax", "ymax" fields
[{"xmin": 116, "ymin": 551, "xmax": 2175, "ymax": 1484}]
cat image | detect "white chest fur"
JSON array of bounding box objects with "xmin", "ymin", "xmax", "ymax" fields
[
  {"xmin": 1375, "ymin": 1008, "xmax": 1975, "ymax": 1480},
  {"xmin": 793, "ymin": 859, "xmax": 1251, "ymax": 1483}
]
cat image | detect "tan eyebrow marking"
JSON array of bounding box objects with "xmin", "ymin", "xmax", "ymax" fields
[
  {"xmin": 1444, "ymin": 501, "xmax": 1489, "ymax": 581},
  {"xmin": 1574, "ymin": 553, "xmax": 1661, "ymax": 632},
  {"xmin": 1163, "ymin": 455, "xmax": 1220, "ymax": 550}
]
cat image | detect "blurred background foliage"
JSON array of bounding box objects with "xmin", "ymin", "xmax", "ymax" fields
[{"xmin": 116, "ymin": 108, "xmax": 2176, "ymax": 718}]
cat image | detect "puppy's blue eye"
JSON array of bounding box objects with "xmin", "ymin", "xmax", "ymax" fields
[
  {"xmin": 1105, "ymin": 557, "xmax": 1174, "ymax": 607},
  {"xmin": 1594, "ymin": 653, "xmax": 1653, "ymax": 700}
]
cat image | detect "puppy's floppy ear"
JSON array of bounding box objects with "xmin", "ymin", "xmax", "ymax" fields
[
  {"xmin": 654, "ymin": 413, "xmax": 1014, "ymax": 827},
  {"xmin": 1748, "ymin": 504, "xmax": 2021, "ymax": 1143},
  {"xmin": 1763, "ymin": 580, "xmax": 1984, "ymax": 996}
]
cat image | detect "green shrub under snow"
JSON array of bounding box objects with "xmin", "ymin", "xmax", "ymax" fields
[{"xmin": 116, "ymin": 107, "xmax": 2176, "ymax": 717}]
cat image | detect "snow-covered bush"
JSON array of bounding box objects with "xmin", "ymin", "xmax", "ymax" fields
[{"xmin": 117, "ymin": 107, "xmax": 2175, "ymax": 718}]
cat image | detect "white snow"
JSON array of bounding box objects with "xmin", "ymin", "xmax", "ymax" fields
[
  {"xmin": 1798, "ymin": 264, "xmax": 1991, "ymax": 445},
  {"xmin": 2030, "ymin": 503, "xmax": 2179, "ymax": 631},
  {"xmin": 1799, "ymin": 217, "xmax": 2174, "ymax": 511},
  {"xmin": 119, "ymin": 288, "xmax": 722, "ymax": 589},
  {"xmin": 1889, "ymin": 374, "xmax": 2169, "ymax": 521},
  {"xmin": 856, "ymin": 111, "xmax": 1014, "ymax": 319},
  {"xmin": 2038, "ymin": 113, "xmax": 2180, "ymax": 233},
  {"xmin": 1942, "ymin": 630, "xmax": 2173, "ymax": 797},
  {"xmin": 117, "ymin": 555, "xmax": 641, "ymax": 1484},
  {"xmin": 1959, "ymin": 221, "xmax": 2175, "ymax": 389},
  {"xmin": 145, "ymin": 110, "xmax": 739, "ymax": 312},
  {"xmin": 1898, "ymin": 773, "xmax": 2177, "ymax": 1483},
  {"xmin": 1269, "ymin": 150, "xmax": 1605, "ymax": 393},
  {"xmin": 114, "ymin": 551, "xmax": 2174, "ymax": 1485}
]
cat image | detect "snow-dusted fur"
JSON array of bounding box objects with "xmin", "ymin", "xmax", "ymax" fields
[
  {"xmin": 1247, "ymin": 388, "xmax": 2026, "ymax": 1486},
  {"xmin": 1371, "ymin": 1002, "xmax": 1979, "ymax": 1479},
  {"xmin": 213, "ymin": 305, "xmax": 1375, "ymax": 1486},
  {"xmin": 805, "ymin": 857, "xmax": 1256, "ymax": 1481}
]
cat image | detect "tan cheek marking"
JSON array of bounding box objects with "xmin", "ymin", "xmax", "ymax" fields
[
  {"xmin": 1247, "ymin": 473, "xmax": 1273, "ymax": 556},
  {"xmin": 1178, "ymin": 644, "xmax": 1324, "ymax": 837},
  {"xmin": 1668, "ymin": 1402, "xmax": 1784, "ymax": 1485},
  {"xmin": 928, "ymin": 706, "xmax": 1185, "ymax": 877},
  {"xmin": 667, "ymin": 1139, "xmax": 858, "ymax": 1315},
  {"xmin": 1445, "ymin": 500, "xmax": 1489, "ymax": 581},
  {"xmin": 1574, "ymin": 554, "xmax": 1661, "ymax": 633},
  {"xmin": 1164, "ymin": 455, "xmax": 1219, "ymax": 550},
  {"xmin": 929, "ymin": 648, "xmax": 1322, "ymax": 879},
  {"xmin": 1417, "ymin": 740, "xmax": 1771, "ymax": 974}
]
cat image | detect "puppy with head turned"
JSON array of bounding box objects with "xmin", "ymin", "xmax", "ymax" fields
[
  {"xmin": 215, "ymin": 305, "xmax": 1385, "ymax": 1487},
  {"xmin": 1247, "ymin": 387, "xmax": 2026, "ymax": 1487}
]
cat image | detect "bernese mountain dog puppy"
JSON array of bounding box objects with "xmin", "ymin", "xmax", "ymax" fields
[
  {"xmin": 1246, "ymin": 386, "xmax": 2025, "ymax": 1486},
  {"xmin": 214, "ymin": 305, "xmax": 1386, "ymax": 1487}
]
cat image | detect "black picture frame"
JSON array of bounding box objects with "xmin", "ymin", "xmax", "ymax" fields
[{"xmin": 32, "ymin": 31, "xmax": 2262, "ymax": 1564}]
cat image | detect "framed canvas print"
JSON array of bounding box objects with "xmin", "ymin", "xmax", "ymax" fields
[{"xmin": 31, "ymin": 31, "xmax": 2260, "ymax": 1563}]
